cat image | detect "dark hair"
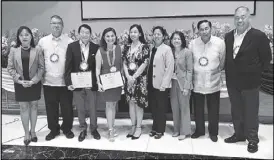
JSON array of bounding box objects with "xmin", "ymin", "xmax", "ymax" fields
[
  {"xmin": 50, "ymin": 15, "xmax": 64, "ymax": 26},
  {"xmin": 16, "ymin": 26, "xmax": 35, "ymax": 48},
  {"xmin": 197, "ymin": 20, "xmax": 212, "ymax": 30},
  {"xmin": 152, "ymin": 26, "xmax": 169, "ymax": 44},
  {"xmin": 128, "ymin": 24, "xmax": 147, "ymax": 44},
  {"xmin": 235, "ymin": 6, "xmax": 250, "ymax": 13},
  {"xmin": 78, "ymin": 24, "xmax": 92, "ymax": 34},
  {"xmin": 169, "ymin": 31, "xmax": 187, "ymax": 50},
  {"xmin": 100, "ymin": 27, "xmax": 118, "ymax": 51}
]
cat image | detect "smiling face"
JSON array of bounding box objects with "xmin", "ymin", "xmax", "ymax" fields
[
  {"xmin": 104, "ymin": 31, "xmax": 116, "ymax": 45},
  {"xmin": 19, "ymin": 29, "xmax": 32, "ymax": 47},
  {"xmin": 198, "ymin": 22, "xmax": 212, "ymax": 40},
  {"xmin": 171, "ymin": 34, "xmax": 182, "ymax": 49},
  {"xmin": 234, "ymin": 8, "xmax": 251, "ymax": 33},
  {"xmin": 50, "ymin": 17, "xmax": 63, "ymax": 35},
  {"xmin": 153, "ymin": 29, "xmax": 164, "ymax": 46},
  {"xmin": 130, "ymin": 27, "xmax": 141, "ymax": 42},
  {"xmin": 79, "ymin": 27, "xmax": 91, "ymax": 44}
]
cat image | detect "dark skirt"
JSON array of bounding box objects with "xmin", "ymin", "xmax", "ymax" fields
[
  {"xmin": 15, "ymin": 81, "xmax": 42, "ymax": 102},
  {"xmin": 98, "ymin": 87, "xmax": 122, "ymax": 102}
]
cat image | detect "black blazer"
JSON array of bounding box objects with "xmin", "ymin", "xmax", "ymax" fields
[
  {"xmin": 64, "ymin": 40, "xmax": 99, "ymax": 91},
  {"xmin": 224, "ymin": 28, "xmax": 272, "ymax": 89}
]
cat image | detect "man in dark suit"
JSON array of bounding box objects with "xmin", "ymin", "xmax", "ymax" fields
[
  {"xmin": 224, "ymin": 6, "xmax": 272, "ymax": 153},
  {"xmin": 64, "ymin": 24, "xmax": 100, "ymax": 142}
]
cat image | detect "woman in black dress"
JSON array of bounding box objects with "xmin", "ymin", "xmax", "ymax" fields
[
  {"xmin": 7, "ymin": 26, "xmax": 45, "ymax": 146},
  {"xmin": 122, "ymin": 24, "xmax": 150, "ymax": 139}
]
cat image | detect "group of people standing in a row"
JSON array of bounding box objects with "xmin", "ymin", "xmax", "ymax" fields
[{"xmin": 7, "ymin": 6, "xmax": 271, "ymax": 153}]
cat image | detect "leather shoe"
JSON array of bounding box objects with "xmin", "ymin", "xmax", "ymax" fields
[
  {"xmin": 91, "ymin": 130, "xmax": 101, "ymax": 140},
  {"xmin": 149, "ymin": 131, "xmax": 156, "ymax": 137},
  {"xmin": 154, "ymin": 132, "xmax": 164, "ymax": 139},
  {"xmin": 191, "ymin": 132, "xmax": 205, "ymax": 139},
  {"xmin": 126, "ymin": 134, "xmax": 133, "ymax": 138},
  {"xmin": 64, "ymin": 130, "xmax": 74, "ymax": 139},
  {"xmin": 78, "ymin": 130, "xmax": 87, "ymax": 142},
  {"xmin": 45, "ymin": 131, "xmax": 60, "ymax": 141},
  {"xmin": 210, "ymin": 135, "xmax": 218, "ymax": 142},
  {"xmin": 248, "ymin": 142, "xmax": 258, "ymax": 153},
  {"xmin": 224, "ymin": 134, "xmax": 245, "ymax": 143}
]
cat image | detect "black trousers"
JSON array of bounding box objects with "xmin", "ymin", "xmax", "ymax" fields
[
  {"xmin": 43, "ymin": 85, "xmax": 74, "ymax": 134},
  {"xmin": 192, "ymin": 91, "xmax": 220, "ymax": 136},
  {"xmin": 148, "ymin": 88, "xmax": 168, "ymax": 133},
  {"xmin": 227, "ymin": 87, "xmax": 260, "ymax": 144}
]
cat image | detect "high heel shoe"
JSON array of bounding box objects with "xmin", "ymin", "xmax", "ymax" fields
[
  {"xmin": 126, "ymin": 125, "xmax": 136, "ymax": 138},
  {"xmin": 132, "ymin": 127, "xmax": 141, "ymax": 140},
  {"xmin": 30, "ymin": 131, "xmax": 38, "ymax": 142},
  {"xmin": 24, "ymin": 132, "xmax": 31, "ymax": 146},
  {"xmin": 108, "ymin": 129, "xmax": 115, "ymax": 142}
]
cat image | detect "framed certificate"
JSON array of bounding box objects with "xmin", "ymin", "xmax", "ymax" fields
[
  {"xmin": 100, "ymin": 71, "xmax": 124, "ymax": 90},
  {"xmin": 71, "ymin": 72, "xmax": 92, "ymax": 88}
]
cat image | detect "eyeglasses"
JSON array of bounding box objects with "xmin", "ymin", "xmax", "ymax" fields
[
  {"xmin": 234, "ymin": 16, "xmax": 247, "ymax": 21},
  {"xmin": 50, "ymin": 22, "xmax": 63, "ymax": 25}
]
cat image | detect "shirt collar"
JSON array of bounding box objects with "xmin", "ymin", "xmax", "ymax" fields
[
  {"xmin": 234, "ymin": 26, "xmax": 252, "ymax": 36},
  {"xmin": 51, "ymin": 34, "xmax": 63, "ymax": 41},
  {"xmin": 79, "ymin": 40, "xmax": 90, "ymax": 47},
  {"xmin": 198, "ymin": 35, "xmax": 213, "ymax": 45}
]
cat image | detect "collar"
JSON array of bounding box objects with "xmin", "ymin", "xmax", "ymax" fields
[
  {"xmin": 154, "ymin": 42, "xmax": 164, "ymax": 49},
  {"xmin": 198, "ymin": 36, "xmax": 213, "ymax": 45},
  {"xmin": 79, "ymin": 40, "xmax": 90, "ymax": 47},
  {"xmin": 234, "ymin": 26, "xmax": 252, "ymax": 36},
  {"xmin": 51, "ymin": 34, "xmax": 63, "ymax": 41}
]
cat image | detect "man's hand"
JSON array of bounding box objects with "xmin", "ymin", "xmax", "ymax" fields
[
  {"xmin": 159, "ymin": 87, "xmax": 165, "ymax": 91},
  {"xmin": 68, "ymin": 85, "xmax": 75, "ymax": 91}
]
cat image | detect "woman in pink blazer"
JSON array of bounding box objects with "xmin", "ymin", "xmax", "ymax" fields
[{"xmin": 7, "ymin": 26, "xmax": 45, "ymax": 146}]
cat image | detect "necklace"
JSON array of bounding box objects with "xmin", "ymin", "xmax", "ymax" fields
[{"xmin": 106, "ymin": 45, "xmax": 117, "ymax": 72}]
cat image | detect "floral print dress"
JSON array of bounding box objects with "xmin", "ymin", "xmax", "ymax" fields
[{"xmin": 122, "ymin": 44, "xmax": 150, "ymax": 108}]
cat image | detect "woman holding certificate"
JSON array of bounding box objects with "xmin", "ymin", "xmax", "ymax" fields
[
  {"xmin": 147, "ymin": 26, "xmax": 174, "ymax": 139},
  {"xmin": 122, "ymin": 24, "xmax": 150, "ymax": 140},
  {"xmin": 7, "ymin": 26, "xmax": 45, "ymax": 146},
  {"xmin": 95, "ymin": 27, "xmax": 123, "ymax": 142}
]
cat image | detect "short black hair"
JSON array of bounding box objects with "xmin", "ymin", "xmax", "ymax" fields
[
  {"xmin": 16, "ymin": 26, "xmax": 35, "ymax": 48},
  {"xmin": 197, "ymin": 20, "xmax": 212, "ymax": 30},
  {"xmin": 78, "ymin": 24, "xmax": 92, "ymax": 34},
  {"xmin": 152, "ymin": 26, "xmax": 169, "ymax": 42},
  {"xmin": 50, "ymin": 15, "xmax": 64, "ymax": 25},
  {"xmin": 169, "ymin": 31, "xmax": 187, "ymax": 50}
]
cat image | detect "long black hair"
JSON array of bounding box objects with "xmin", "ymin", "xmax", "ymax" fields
[
  {"xmin": 100, "ymin": 27, "xmax": 118, "ymax": 51},
  {"xmin": 128, "ymin": 24, "xmax": 147, "ymax": 44},
  {"xmin": 16, "ymin": 26, "xmax": 35, "ymax": 48}
]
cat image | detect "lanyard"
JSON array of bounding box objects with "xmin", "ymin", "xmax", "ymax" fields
[{"xmin": 106, "ymin": 45, "xmax": 116, "ymax": 67}]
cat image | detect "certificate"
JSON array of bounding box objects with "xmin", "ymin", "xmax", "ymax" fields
[
  {"xmin": 71, "ymin": 72, "xmax": 92, "ymax": 88},
  {"xmin": 100, "ymin": 71, "xmax": 124, "ymax": 90}
]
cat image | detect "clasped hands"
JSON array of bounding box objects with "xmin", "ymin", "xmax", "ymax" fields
[
  {"xmin": 127, "ymin": 74, "xmax": 136, "ymax": 86},
  {"xmin": 18, "ymin": 80, "xmax": 34, "ymax": 88},
  {"xmin": 67, "ymin": 85, "xmax": 91, "ymax": 91}
]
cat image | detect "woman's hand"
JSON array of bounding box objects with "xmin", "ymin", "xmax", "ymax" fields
[
  {"xmin": 182, "ymin": 89, "xmax": 189, "ymax": 96},
  {"xmin": 19, "ymin": 80, "xmax": 30, "ymax": 88},
  {"xmin": 127, "ymin": 76, "xmax": 135, "ymax": 86},
  {"xmin": 98, "ymin": 83, "xmax": 105, "ymax": 92}
]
